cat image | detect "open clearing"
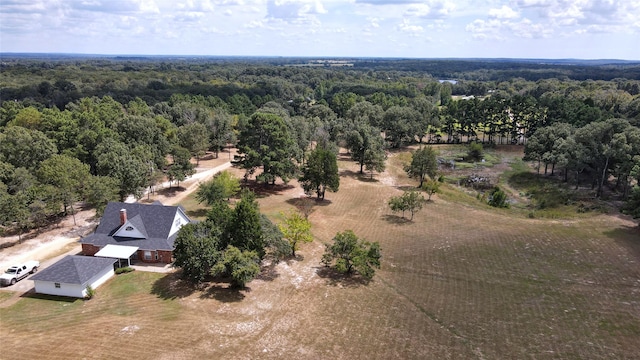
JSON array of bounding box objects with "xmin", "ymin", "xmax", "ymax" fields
[{"xmin": 1, "ymin": 147, "xmax": 639, "ymax": 359}]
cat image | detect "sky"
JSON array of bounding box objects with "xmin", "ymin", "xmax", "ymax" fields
[{"xmin": 1, "ymin": 0, "xmax": 639, "ymax": 59}]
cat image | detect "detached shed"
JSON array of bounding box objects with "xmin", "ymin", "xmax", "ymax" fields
[{"xmin": 30, "ymin": 256, "xmax": 117, "ymax": 298}]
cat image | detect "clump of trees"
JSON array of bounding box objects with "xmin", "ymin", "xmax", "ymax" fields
[
  {"xmin": 388, "ymin": 190, "xmax": 424, "ymax": 220},
  {"xmin": 173, "ymin": 190, "xmax": 289, "ymax": 287},
  {"xmin": 321, "ymin": 230, "xmax": 381, "ymax": 280}
]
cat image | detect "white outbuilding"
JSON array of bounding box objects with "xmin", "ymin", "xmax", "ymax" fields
[{"xmin": 30, "ymin": 255, "xmax": 117, "ymax": 298}]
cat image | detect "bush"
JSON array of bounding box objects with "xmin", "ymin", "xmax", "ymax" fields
[
  {"xmin": 85, "ymin": 285, "xmax": 95, "ymax": 299},
  {"xmin": 488, "ymin": 186, "xmax": 509, "ymax": 208},
  {"xmin": 321, "ymin": 230, "xmax": 381, "ymax": 280},
  {"xmin": 467, "ymin": 142, "xmax": 484, "ymax": 162},
  {"xmin": 115, "ymin": 267, "xmax": 135, "ymax": 274}
]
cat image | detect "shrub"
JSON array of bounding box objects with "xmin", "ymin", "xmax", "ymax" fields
[
  {"xmin": 488, "ymin": 186, "xmax": 509, "ymax": 208},
  {"xmin": 115, "ymin": 267, "xmax": 135, "ymax": 274},
  {"xmin": 467, "ymin": 142, "xmax": 484, "ymax": 162},
  {"xmin": 85, "ymin": 285, "xmax": 95, "ymax": 299}
]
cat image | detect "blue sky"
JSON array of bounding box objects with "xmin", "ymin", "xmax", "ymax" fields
[{"xmin": 1, "ymin": 0, "xmax": 638, "ymax": 59}]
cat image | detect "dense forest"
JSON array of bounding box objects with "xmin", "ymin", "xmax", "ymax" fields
[{"xmin": 1, "ymin": 56, "xmax": 639, "ymax": 236}]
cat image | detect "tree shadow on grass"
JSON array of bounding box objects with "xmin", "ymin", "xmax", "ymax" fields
[
  {"xmin": 397, "ymin": 185, "xmax": 423, "ymax": 192},
  {"xmin": 186, "ymin": 208, "xmax": 208, "ymax": 219},
  {"xmin": 315, "ymin": 266, "xmax": 373, "ymax": 287},
  {"xmin": 156, "ymin": 186, "xmax": 187, "ymax": 198},
  {"xmin": 151, "ymin": 272, "xmax": 247, "ymax": 303},
  {"xmin": 241, "ymin": 179, "xmax": 295, "ymax": 198},
  {"xmin": 339, "ymin": 169, "xmax": 380, "ymax": 183},
  {"xmin": 604, "ymin": 224, "xmax": 640, "ymax": 261},
  {"xmin": 382, "ymin": 214, "xmax": 413, "ymax": 225},
  {"xmin": 150, "ymin": 272, "xmax": 197, "ymax": 300},
  {"xmin": 255, "ymin": 261, "xmax": 281, "ymax": 282},
  {"xmin": 199, "ymin": 283, "xmax": 247, "ymax": 303}
]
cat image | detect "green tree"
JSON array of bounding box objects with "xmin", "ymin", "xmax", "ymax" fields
[
  {"xmin": 196, "ymin": 170, "xmax": 240, "ymax": 205},
  {"xmin": 382, "ymin": 106, "xmax": 421, "ymax": 148},
  {"xmin": 404, "ymin": 146, "xmax": 438, "ymax": 187},
  {"xmin": 37, "ymin": 154, "xmax": 91, "ymax": 223},
  {"xmin": 236, "ymin": 112, "xmax": 298, "ymax": 184},
  {"xmin": 227, "ymin": 190, "xmax": 265, "ymax": 257},
  {"xmin": 345, "ymin": 121, "xmax": 386, "ymax": 174},
  {"xmin": 0, "ymin": 126, "xmax": 57, "ymax": 170},
  {"xmin": 388, "ymin": 190, "xmax": 424, "ymax": 220},
  {"xmin": 299, "ymin": 147, "xmax": 340, "ymax": 200},
  {"xmin": 278, "ymin": 211, "xmax": 313, "ymax": 257},
  {"xmin": 178, "ymin": 122, "xmax": 210, "ymax": 165},
  {"xmin": 211, "ymin": 246, "xmax": 260, "ymax": 288},
  {"xmin": 172, "ymin": 222, "xmax": 222, "ymax": 284},
  {"xmin": 422, "ymin": 179, "xmax": 441, "ymax": 201},
  {"xmin": 83, "ymin": 175, "xmax": 119, "ymax": 216},
  {"xmin": 260, "ymin": 214, "xmax": 291, "ymax": 260},
  {"xmin": 488, "ymin": 186, "xmax": 509, "ymax": 208},
  {"xmin": 168, "ymin": 146, "xmax": 196, "ymax": 188},
  {"xmin": 321, "ymin": 230, "xmax": 381, "ymax": 280},
  {"xmin": 95, "ymin": 138, "xmax": 148, "ymax": 201},
  {"xmin": 467, "ymin": 143, "xmax": 484, "ymax": 162}
]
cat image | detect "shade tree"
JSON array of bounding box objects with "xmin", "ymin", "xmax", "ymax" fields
[{"xmin": 321, "ymin": 230, "xmax": 381, "ymax": 280}]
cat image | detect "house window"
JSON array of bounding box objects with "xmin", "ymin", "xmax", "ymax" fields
[
  {"xmin": 155, "ymin": 252, "xmax": 159, "ymax": 260},
  {"xmin": 144, "ymin": 251, "xmax": 151, "ymax": 260},
  {"xmin": 54, "ymin": 283, "xmax": 60, "ymax": 288}
]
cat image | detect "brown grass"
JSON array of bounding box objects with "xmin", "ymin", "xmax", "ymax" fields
[{"xmin": 1, "ymin": 147, "xmax": 639, "ymax": 359}]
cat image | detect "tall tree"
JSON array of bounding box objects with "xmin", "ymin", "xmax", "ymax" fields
[
  {"xmin": 382, "ymin": 106, "xmax": 422, "ymax": 148},
  {"xmin": 0, "ymin": 126, "xmax": 57, "ymax": 170},
  {"xmin": 405, "ymin": 146, "xmax": 438, "ymax": 187},
  {"xmin": 278, "ymin": 211, "xmax": 313, "ymax": 257},
  {"xmin": 345, "ymin": 121, "xmax": 386, "ymax": 174},
  {"xmin": 235, "ymin": 112, "xmax": 298, "ymax": 184},
  {"xmin": 95, "ymin": 138, "xmax": 148, "ymax": 201},
  {"xmin": 167, "ymin": 146, "xmax": 196, "ymax": 188},
  {"xmin": 177, "ymin": 122, "xmax": 210, "ymax": 165},
  {"xmin": 37, "ymin": 154, "xmax": 91, "ymax": 223},
  {"xmin": 299, "ymin": 147, "xmax": 340, "ymax": 200},
  {"xmin": 172, "ymin": 222, "xmax": 222, "ymax": 284},
  {"xmin": 226, "ymin": 190, "xmax": 265, "ymax": 257}
]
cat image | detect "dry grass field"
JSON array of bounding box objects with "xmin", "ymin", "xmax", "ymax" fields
[{"xmin": 1, "ymin": 147, "xmax": 639, "ymax": 359}]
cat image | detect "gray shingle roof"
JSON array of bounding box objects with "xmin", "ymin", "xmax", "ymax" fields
[
  {"xmin": 80, "ymin": 201, "xmax": 191, "ymax": 251},
  {"xmin": 30, "ymin": 256, "xmax": 116, "ymax": 285}
]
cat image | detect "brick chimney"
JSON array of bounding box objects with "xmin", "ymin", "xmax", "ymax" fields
[{"xmin": 119, "ymin": 209, "xmax": 127, "ymax": 225}]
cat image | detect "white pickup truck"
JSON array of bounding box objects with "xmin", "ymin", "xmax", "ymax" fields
[{"xmin": 0, "ymin": 260, "xmax": 40, "ymax": 286}]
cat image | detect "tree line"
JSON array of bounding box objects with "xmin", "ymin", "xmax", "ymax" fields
[{"xmin": 1, "ymin": 57, "xmax": 639, "ymax": 237}]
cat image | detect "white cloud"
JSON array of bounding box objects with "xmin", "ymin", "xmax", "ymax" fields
[
  {"xmin": 489, "ymin": 5, "xmax": 519, "ymax": 19},
  {"xmin": 466, "ymin": 17, "xmax": 552, "ymax": 40},
  {"xmin": 397, "ymin": 19, "xmax": 423, "ymax": 35}
]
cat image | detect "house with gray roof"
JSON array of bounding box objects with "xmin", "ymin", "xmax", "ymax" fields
[
  {"xmin": 30, "ymin": 255, "xmax": 117, "ymax": 298},
  {"xmin": 80, "ymin": 201, "xmax": 193, "ymax": 264}
]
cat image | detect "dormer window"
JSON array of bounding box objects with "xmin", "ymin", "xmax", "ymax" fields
[{"xmin": 126, "ymin": 226, "xmax": 134, "ymax": 231}]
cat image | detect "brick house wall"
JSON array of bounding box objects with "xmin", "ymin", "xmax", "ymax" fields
[
  {"xmin": 136, "ymin": 250, "xmax": 173, "ymax": 264},
  {"xmin": 82, "ymin": 244, "xmax": 100, "ymax": 256}
]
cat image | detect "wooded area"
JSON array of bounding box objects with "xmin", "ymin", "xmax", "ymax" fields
[{"xmin": 1, "ymin": 56, "xmax": 639, "ymax": 237}]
